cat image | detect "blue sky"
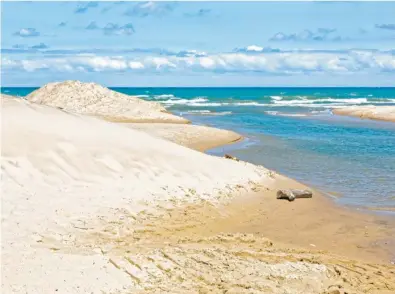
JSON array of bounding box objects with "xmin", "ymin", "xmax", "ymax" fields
[{"xmin": 1, "ymin": 1, "xmax": 395, "ymax": 86}]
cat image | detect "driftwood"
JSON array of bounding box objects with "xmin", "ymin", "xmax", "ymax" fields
[
  {"xmin": 224, "ymin": 154, "xmax": 239, "ymax": 161},
  {"xmin": 276, "ymin": 189, "xmax": 313, "ymax": 201}
]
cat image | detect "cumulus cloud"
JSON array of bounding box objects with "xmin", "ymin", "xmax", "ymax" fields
[
  {"xmin": 8, "ymin": 43, "xmax": 49, "ymax": 51},
  {"xmin": 375, "ymin": 24, "xmax": 395, "ymax": 31},
  {"xmin": 270, "ymin": 28, "xmax": 340, "ymax": 42},
  {"xmin": 86, "ymin": 21, "xmax": 99, "ymax": 30},
  {"xmin": 103, "ymin": 23, "xmax": 135, "ymax": 36},
  {"xmin": 12, "ymin": 44, "xmax": 26, "ymax": 49},
  {"xmin": 234, "ymin": 45, "xmax": 281, "ymax": 53},
  {"xmin": 101, "ymin": 1, "xmax": 127, "ymax": 13},
  {"xmin": 176, "ymin": 50, "xmax": 207, "ymax": 57},
  {"xmin": 124, "ymin": 1, "xmax": 176, "ymax": 17},
  {"xmin": 2, "ymin": 50, "xmax": 395, "ymax": 75},
  {"xmin": 74, "ymin": 1, "xmax": 99, "ymax": 14},
  {"xmin": 85, "ymin": 22, "xmax": 135, "ymax": 35},
  {"xmin": 184, "ymin": 9, "xmax": 211, "ymax": 18},
  {"xmin": 30, "ymin": 43, "xmax": 49, "ymax": 50},
  {"xmin": 13, "ymin": 28, "xmax": 40, "ymax": 38}
]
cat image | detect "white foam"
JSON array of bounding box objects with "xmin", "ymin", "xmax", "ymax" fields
[
  {"xmin": 186, "ymin": 110, "xmax": 212, "ymax": 114},
  {"xmin": 232, "ymin": 102, "xmax": 267, "ymax": 106},
  {"xmin": 188, "ymin": 102, "xmax": 223, "ymax": 107},
  {"xmin": 266, "ymin": 103, "xmax": 353, "ymax": 108},
  {"xmin": 154, "ymin": 94, "xmax": 175, "ymax": 99},
  {"xmin": 273, "ymin": 98, "xmax": 369, "ymax": 105},
  {"xmin": 311, "ymin": 109, "xmax": 333, "ymax": 115},
  {"xmin": 185, "ymin": 110, "xmax": 232, "ymax": 116},
  {"xmin": 270, "ymin": 96, "xmax": 283, "ymax": 101},
  {"xmin": 161, "ymin": 97, "xmax": 209, "ymax": 105},
  {"xmin": 265, "ymin": 111, "xmax": 307, "ymax": 117}
]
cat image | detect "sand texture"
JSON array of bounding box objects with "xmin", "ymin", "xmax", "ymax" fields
[
  {"xmin": 26, "ymin": 80, "xmax": 190, "ymax": 123},
  {"xmin": 333, "ymin": 105, "xmax": 395, "ymax": 122},
  {"xmin": 2, "ymin": 94, "xmax": 395, "ymax": 293},
  {"xmin": 1, "ymin": 93, "xmax": 16, "ymax": 100},
  {"xmin": 125, "ymin": 123, "xmax": 242, "ymax": 151},
  {"xmin": 2, "ymin": 95, "xmax": 270, "ymax": 293}
]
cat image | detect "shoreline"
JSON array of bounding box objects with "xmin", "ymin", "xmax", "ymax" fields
[
  {"xmin": 125, "ymin": 114, "xmax": 395, "ymax": 264},
  {"xmin": 3, "ymin": 86, "xmax": 395, "ymax": 293},
  {"xmin": 125, "ymin": 122, "xmax": 244, "ymax": 152},
  {"xmin": 333, "ymin": 105, "xmax": 395, "ymax": 123},
  {"xmin": 190, "ymin": 120, "xmax": 395, "ymax": 264}
]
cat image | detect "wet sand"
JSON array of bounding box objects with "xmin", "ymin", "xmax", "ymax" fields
[
  {"xmin": 72, "ymin": 173, "xmax": 395, "ymax": 293},
  {"xmin": 333, "ymin": 105, "xmax": 395, "ymax": 123},
  {"xmin": 123, "ymin": 119, "xmax": 395, "ymax": 264},
  {"xmin": 164, "ymin": 175, "xmax": 395, "ymax": 265}
]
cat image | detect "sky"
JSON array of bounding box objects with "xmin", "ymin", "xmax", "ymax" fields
[{"xmin": 1, "ymin": 1, "xmax": 395, "ymax": 87}]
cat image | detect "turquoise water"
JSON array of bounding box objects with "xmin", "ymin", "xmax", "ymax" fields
[{"xmin": 2, "ymin": 87, "xmax": 395, "ymax": 211}]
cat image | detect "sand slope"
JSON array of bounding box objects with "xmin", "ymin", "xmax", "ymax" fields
[
  {"xmin": 333, "ymin": 105, "xmax": 395, "ymax": 122},
  {"xmin": 3, "ymin": 94, "xmax": 395, "ymax": 293},
  {"xmin": 1, "ymin": 95, "xmax": 271, "ymax": 293},
  {"xmin": 26, "ymin": 80, "xmax": 189, "ymax": 123},
  {"xmin": 126, "ymin": 123, "xmax": 242, "ymax": 151}
]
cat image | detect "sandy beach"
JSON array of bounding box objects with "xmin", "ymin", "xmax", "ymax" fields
[
  {"xmin": 2, "ymin": 84, "xmax": 395, "ymax": 294},
  {"xmin": 125, "ymin": 123, "xmax": 242, "ymax": 152},
  {"xmin": 333, "ymin": 105, "xmax": 395, "ymax": 123}
]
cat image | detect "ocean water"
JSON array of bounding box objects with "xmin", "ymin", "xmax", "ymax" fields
[{"xmin": 2, "ymin": 86, "xmax": 395, "ymax": 211}]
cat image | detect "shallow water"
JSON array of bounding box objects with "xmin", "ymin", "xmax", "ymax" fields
[{"xmin": 2, "ymin": 86, "xmax": 395, "ymax": 210}]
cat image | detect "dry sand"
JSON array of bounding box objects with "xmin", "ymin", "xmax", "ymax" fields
[
  {"xmin": 26, "ymin": 80, "xmax": 190, "ymax": 123},
  {"xmin": 2, "ymin": 93, "xmax": 395, "ymax": 293},
  {"xmin": 333, "ymin": 105, "xmax": 395, "ymax": 122},
  {"xmin": 1, "ymin": 95, "xmax": 270, "ymax": 293},
  {"xmin": 125, "ymin": 123, "xmax": 242, "ymax": 151}
]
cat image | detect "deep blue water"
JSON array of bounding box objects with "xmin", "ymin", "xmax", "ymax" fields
[{"xmin": 2, "ymin": 86, "xmax": 395, "ymax": 210}]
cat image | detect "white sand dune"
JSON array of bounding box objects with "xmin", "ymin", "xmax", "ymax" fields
[
  {"xmin": 3, "ymin": 94, "xmax": 394, "ymax": 293},
  {"xmin": 126, "ymin": 123, "xmax": 242, "ymax": 151},
  {"xmin": 333, "ymin": 105, "xmax": 395, "ymax": 122},
  {"xmin": 26, "ymin": 80, "xmax": 190, "ymax": 123},
  {"xmin": 1, "ymin": 95, "xmax": 271, "ymax": 293}
]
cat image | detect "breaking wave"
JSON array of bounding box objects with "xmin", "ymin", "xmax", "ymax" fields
[
  {"xmin": 152, "ymin": 95, "xmax": 395, "ymax": 111},
  {"xmin": 185, "ymin": 110, "xmax": 232, "ymax": 116},
  {"xmin": 265, "ymin": 111, "xmax": 308, "ymax": 117},
  {"xmin": 270, "ymin": 96, "xmax": 283, "ymax": 101},
  {"xmin": 273, "ymin": 98, "xmax": 369, "ymax": 105},
  {"xmin": 153, "ymin": 94, "xmax": 175, "ymax": 99},
  {"xmin": 161, "ymin": 97, "xmax": 209, "ymax": 105}
]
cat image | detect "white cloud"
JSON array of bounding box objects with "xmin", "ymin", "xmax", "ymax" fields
[
  {"xmin": 246, "ymin": 45, "xmax": 264, "ymax": 52},
  {"xmin": 234, "ymin": 45, "xmax": 280, "ymax": 53},
  {"xmin": 13, "ymin": 28, "xmax": 40, "ymax": 38},
  {"xmin": 199, "ymin": 57, "xmax": 216, "ymax": 69},
  {"xmin": 124, "ymin": 1, "xmax": 176, "ymax": 17},
  {"xmin": 270, "ymin": 28, "xmax": 340, "ymax": 42},
  {"xmin": 149, "ymin": 57, "xmax": 176, "ymax": 70},
  {"xmin": 76, "ymin": 56, "xmax": 128, "ymax": 71},
  {"xmin": 2, "ymin": 50, "xmax": 395, "ymax": 75},
  {"xmin": 129, "ymin": 61, "xmax": 145, "ymax": 69}
]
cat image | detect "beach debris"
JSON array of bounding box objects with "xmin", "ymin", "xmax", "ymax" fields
[
  {"xmin": 276, "ymin": 189, "xmax": 313, "ymax": 201},
  {"xmin": 224, "ymin": 154, "xmax": 239, "ymax": 161}
]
